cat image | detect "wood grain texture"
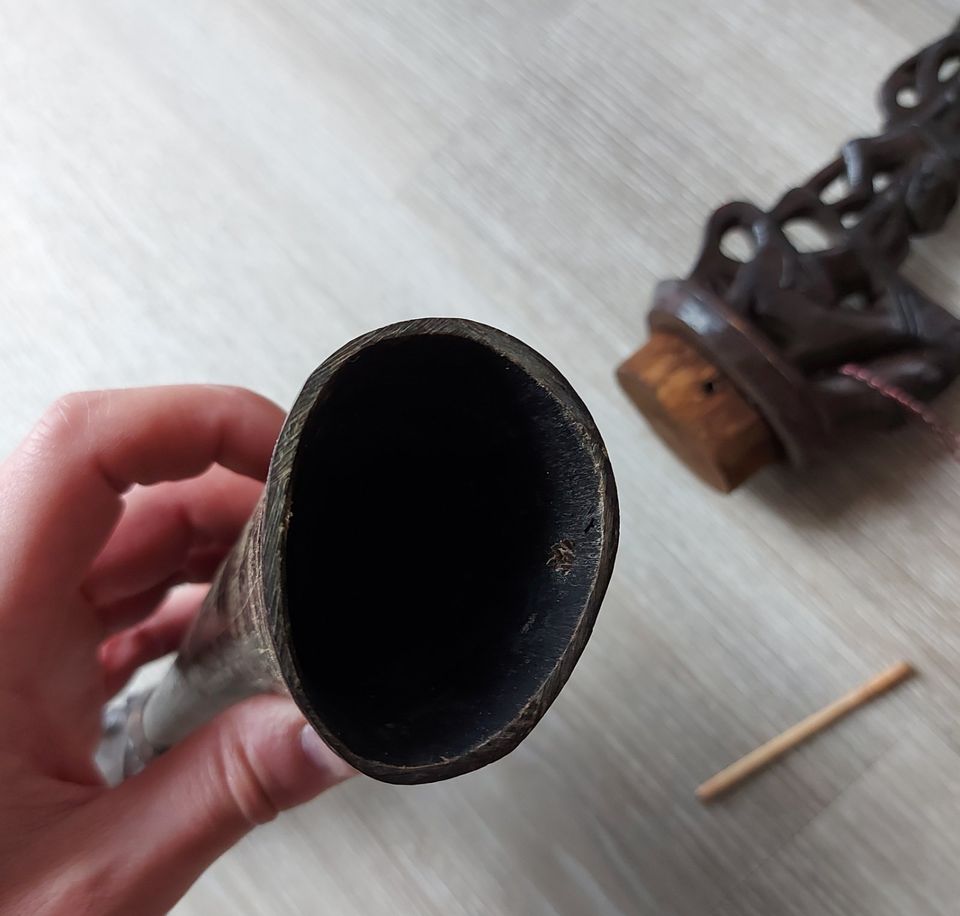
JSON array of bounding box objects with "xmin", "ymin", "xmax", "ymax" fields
[
  {"xmin": 2, "ymin": 2, "xmax": 960, "ymax": 914},
  {"xmin": 617, "ymin": 333, "xmax": 780, "ymax": 492}
]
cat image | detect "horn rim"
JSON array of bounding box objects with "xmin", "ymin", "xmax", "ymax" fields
[{"xmin": 262, "ymin": 317, "xmax": 619, "ymax": 784}]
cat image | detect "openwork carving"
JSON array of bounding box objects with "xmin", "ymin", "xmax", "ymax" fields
[{"xmin": 649, "ymin": 21, "xmax": 960, "ymax": 466}]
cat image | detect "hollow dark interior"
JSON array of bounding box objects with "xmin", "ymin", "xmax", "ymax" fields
[{"xmin": 284, "ymin": 332, "xmax": 601, "ymax": 769}]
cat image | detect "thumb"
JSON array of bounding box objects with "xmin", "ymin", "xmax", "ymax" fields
[{"xmin": 87, "ymin": 696, "xmax": 355, "ymax": 914}]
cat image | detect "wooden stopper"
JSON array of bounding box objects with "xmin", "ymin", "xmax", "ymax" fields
[
  {"xmin": 696, "ymin": 661, "xmax": 915, "ymax": 803},
  {"xmin": 616, "ymin": 332, "xmax": 781, "ymax": 492}
]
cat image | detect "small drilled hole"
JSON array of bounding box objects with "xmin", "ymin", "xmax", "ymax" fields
[
  {"xmin": 701, "ymin": 379, "xmax": 719, "ymax": 395},
  {"xmin": 897, "ymin": 86, "xmax": 919, "ymax": 108},
  {"xmin": 720, "ymin": 227, "xmax": 756, "ymax": 263},
  {"xmin": 782, "ymin": 219, "xmax": 834, "ymax": 253},
  {"xmin": 939, "ymin": 55, "xmax": 960, "ymax": 82}
]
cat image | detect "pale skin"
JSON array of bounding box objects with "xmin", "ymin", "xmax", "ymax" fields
[{"xmin": 0, "ymin": 386, "xmax": 356, "ymax": 916}]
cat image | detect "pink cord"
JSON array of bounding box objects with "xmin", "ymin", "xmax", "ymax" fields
[{"xmin": 839, "ymin": 363, "xmax": 960, "ymax": 458}]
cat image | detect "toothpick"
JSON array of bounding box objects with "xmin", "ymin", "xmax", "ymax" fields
[{"xmin": 696, "ymin": 661, "xmax": 914, "ymax": 803}]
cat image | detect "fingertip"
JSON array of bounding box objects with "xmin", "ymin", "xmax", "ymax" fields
[
  {"xmin": 213, "ymin": 699, "xmax": 352, "ymax": 816},
  {"xmin": 300, "ymin": 725, "xmax": 357, "ymax": 784}
]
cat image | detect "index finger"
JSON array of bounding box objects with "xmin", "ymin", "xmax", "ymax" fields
[{"xmin": 0, "ymin": 385, "xmax": 284, "ymax": 598}]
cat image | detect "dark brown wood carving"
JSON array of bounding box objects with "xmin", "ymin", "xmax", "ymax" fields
[{"xmin": 618, "ymin": 20, "xmax": 960, "ymax": 491}]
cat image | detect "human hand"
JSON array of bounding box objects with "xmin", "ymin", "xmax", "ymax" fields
[{"xmin": 0, "ymin": 386, "xmax": 355, "ymax": 915}]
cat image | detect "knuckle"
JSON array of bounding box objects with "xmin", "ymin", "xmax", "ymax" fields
[
  {"xmin": 211, "ymin": 385, "xmax": 283, "ymax": 418},
  {"xmin": 217, "ymin": 726, "xmax": 281, "ymax": 828},
  {"xmin": 32, "ymin": 391, "xmax": 103, "ymax": 447}
]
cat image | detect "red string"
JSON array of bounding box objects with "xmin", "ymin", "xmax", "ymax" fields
[{"xmin": 839, "ymin": 363, "xmax": 960, "ymax": 458}]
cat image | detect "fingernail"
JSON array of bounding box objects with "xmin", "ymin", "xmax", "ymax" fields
[{"xmin": 300, "ymin": 724, "xmax": 357, "ymax": 782}]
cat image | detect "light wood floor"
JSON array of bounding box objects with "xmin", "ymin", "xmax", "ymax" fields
[{"xmin": 4, "ymin": 1, "xmax": 960, "ymax": 913}]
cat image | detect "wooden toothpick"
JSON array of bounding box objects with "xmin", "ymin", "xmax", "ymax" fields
[{"xmin": 696, "ymin": 661, "xmax": 914, "ymax": 803}]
